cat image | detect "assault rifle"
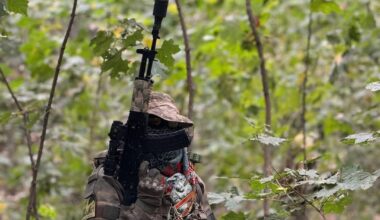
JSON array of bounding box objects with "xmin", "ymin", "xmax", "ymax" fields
[{"xmin": 102, "ymin": 0, "xmax": 191, "ymax": 206}]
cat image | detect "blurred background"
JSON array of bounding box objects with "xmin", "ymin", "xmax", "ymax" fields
[{"xmin": 0, "ymin": 0, "xmax": 380, "ymax": 219}]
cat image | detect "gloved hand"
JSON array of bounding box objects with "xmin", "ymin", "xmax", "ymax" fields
[{"xmin": 135, "ymin": 161, "xmax": 165, "ymax": 213}]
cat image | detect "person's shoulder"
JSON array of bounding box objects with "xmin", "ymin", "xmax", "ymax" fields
[{"xmin": 93, "ymin": 150, "xmax": 108, "ymax": 168}]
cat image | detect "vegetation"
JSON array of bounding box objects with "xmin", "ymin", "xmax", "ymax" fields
[{"xmin": 1, "ymin": 0, "xmax": 380, "ymax": 219}]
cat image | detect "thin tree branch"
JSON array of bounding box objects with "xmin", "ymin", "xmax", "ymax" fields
[
  {"xmin": 245, "ymin": 1, "xmax": 271, "ymax": 128},
  {"xmin": 271, "ymin": 166, "xmax": 326, "ymax": 220},
  {"xmin": 245, "ymin": 0, "xmax": 272, "ymax": 217},
  {"xmin": 0, "ymin": 68, "xmax": 23, "ymax": 111},
  {"xmin": 301, "ymin": 1, "xmax": 313, "ymax": 169},
  {"xmin": 26, "ymin": 0, "xmax": 78, "ymax": 219},
  {"xmin": 175, "ymin": 0, "xmax": 194, "ymax": 119},
  {"xmin": 0, "ymin": 70, "xmax": 34, "ymax": 169},
  {"xmin": 297, "ymin": 4, "xmax": 314, "ymax": 219},
  {"xmin": 88, "ymin": 73, "xmax": 104, "ymax": 158},
  {"xmin": 0, "ymin": 68, "xmax": 37, "ymax": 217},
  {"xmin": 0, "ymin": 68, "xmax": 37, "ymax": 216}
]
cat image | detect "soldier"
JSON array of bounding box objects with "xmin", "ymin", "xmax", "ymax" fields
[{"xmin": 82, "ymin": 92, "xmax": 215, "ymax": 220}]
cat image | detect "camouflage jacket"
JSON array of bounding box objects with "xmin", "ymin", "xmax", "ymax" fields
[{"xmin": 82, "ymin": 152, "xmax": 215, "ymax": 220}]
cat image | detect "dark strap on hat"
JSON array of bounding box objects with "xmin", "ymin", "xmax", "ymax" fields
[{"xmin": 142, "ymin": 128, "xmax": 191, "ymax": 153}]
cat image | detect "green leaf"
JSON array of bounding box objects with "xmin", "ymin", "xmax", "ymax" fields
[
  {"xmin": 30, "ymin": 63, "xmax": 54, "ymax": 82},
  {"xmin": 323, "ymin": 195, "xmax": 352, "ymax": 214},
  {"xmin": 247, "ymin": 177, "xmax": 280, "ymax": 199},
  {"xmin": 101, "ymin": 51, "xmax": 129, "ymax": 79},
  {"xmin": 6, "ymin": 0, "xmax": 28, "ymax": 15},
  {"xmin": 314, "ymin": 166, "xmax": 380, "ymax": 198},
  {"xmin": 0, "ymin": 64, "xmax": 12, "ymax": 76},
  {"xmin": 19, "ymin": 29, "xmax": 57, "ymax": 81},
  {"xmin": 0, "ymin": 27, "xmax": 9, "ymax": 37},
  {"xmin": 123, "ymin": 29, "xmax": 143, "ymax": 47},
  {"xmin": 0, "ymin": 1, "xmax": 8, "ymax": 17},
  {"xmin": 156, "ymin": 39, "xmax": 180, "ymax": 68},
  {"xmin": 27, "ymin": 110, "xmax": 42, "ymax": 129},
  {"xmin": 9, "ymin": 78, "xmax": 23, "ymax": 91},
  {"xmin": 343, "ymin": 132, "xmax": 376, "ymax": 144},
  {"xmin": 361, "ymin": 11, "xmax": 376, "ymax": 29},
  {"xmin": 250, "ymin": 0, "xmax": 264, "ymax": 15},
  {"xmin": 251, "ymin": 134, "xmax": 286, "ymax": 146},
  {"xmin": 207, "ymin": 192, "xmax": 246, "ymax": 211},
  {"xmin": 38, "ymin": 204, "xmax": 57, "ymax": 219},
  {"xmin": 326, "ymin": 32, "xmax": 341, "ymax": 45},
  {"xmin": 0, "ymin": 112, "xmax": 12, "ymax": 124},
  {"xmin": 250, "ymin": 178, "xmax": 266, "ymax": 192},
  {"xmin": 311, "ymin": 0, "xmax": 341, "ymax": 14},
  {"xmin": 90, "ymin": 31, "xmax": 114, "ymax": 56},
  {"xmin": 298, "ymin": 169, "xmax": 319, "ymax": 179},
  {"xmin": 348, "ymin": 24, "xmax": 361, "ymax": 43},
  {"xmin": 339, "ymin": 166, "xmax": 380, "ymax": 190},
  {"xmin": 366, "ymin": 82, "xmax": 380, "ymax": 92},
  {"xmin": 222, "ymin": 212, "xmax": 246, "ymax": 220},
  {"xmin": 259, "ymin": 175, "xmax": 274, "ymax": 183},
  {"xmin": 208, "ymin": 192, "xmax": 227, "ymax": 205}
]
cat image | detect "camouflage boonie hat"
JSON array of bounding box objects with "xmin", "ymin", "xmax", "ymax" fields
[{"xmin": 148, "ymin": 92, "xmax": 193, "ymax": 128}]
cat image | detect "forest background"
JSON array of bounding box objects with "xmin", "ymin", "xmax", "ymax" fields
[{"xmin": 0, "ymin": 0, "xmax": 380, "ymax": 219}]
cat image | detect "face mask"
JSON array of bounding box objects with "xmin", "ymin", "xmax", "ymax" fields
[
  {"xmin": 145, "ymin": 125, "xmax": 185, "ymax": 176},
  {"xmin": 146, "ymin": 149, "xmax": 184, "ymax": 176}
]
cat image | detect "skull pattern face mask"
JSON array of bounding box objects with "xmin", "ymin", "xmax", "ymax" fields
[{"xmin": 147, "ymin": 149, "xmax": 184, "ymax": 176}]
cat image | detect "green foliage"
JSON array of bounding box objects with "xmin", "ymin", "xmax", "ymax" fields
[
  {"xmin": 348, "ymin": 23, "xmax": 361, "ymax": 43},
  {"xmin": 89, "ymin": 20, "xmax": 179, "ymax": 79},
  {"xmin": 221, "ymin": 211, "xmax": 246, "ymax": 220},
  {"xmin": 310, "ymin": 0, "xmax": 341, "ymax": 14},
  {"xmin": 0, "ymin": 111, "xmax": 12, "ymax": 124},
  {"xmin": 322, "ymin": 195, "xmax": 352, "ymax": 214},
  {"xmin": 0, "ymin": 0, "xmax": 28, "ymax": 16},
  {"xmin": 208, "ymin": 189, "xmax": 246, "ymax": 211},
  {"xmin": 230, "ymin": 166, "xmax": 380, "ymax": 216},
  {"xmin": 0, "ymin": 1, "xmax": 8, "ymax": 17},
  {"xmin": 101, "ymin": 51, "xmax": 129, "ymax": 79},
  {"xmin": 89, "ymin": 21, "xmax": 144, "ymax": 79},
  {"xmin": 156, "ymin": 39, "xmax": 181, "ymax": 68},
  {"xmin": 313, "ymin": 166, "xmax": 380, "ymax": 198},
  {"xmin": 343, "ymin": 132, "xmax": 378, "ymax": 144},
  {"xmin": 1, "ymin": 0, "xmax": 380, "ymax": 219},
  {"xmin": 38, "ymin": 204, "xmax": 57, "ymax": 219},
  {"xmin": 123, "ymin": 29, "xmax": 143, "ymax": 47},
  {"xmin": 251, "ymin": 134, "xmax": 286, "ymax": 146},
  {"xmin": 19, "ymin": 28, "xmax": 57, "ymax": 81},
  {"xmin": 366, "ymin": 81, "xmax": 380, "ymax": 92},
  {"xmin": 90, "ymin": 31, "xmax": 114, "ymax": 56},
  {"xmin": 6, "ymin": 0, "xmax": 28, "ymax": 15}
]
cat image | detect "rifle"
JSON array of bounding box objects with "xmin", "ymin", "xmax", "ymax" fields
[{"xmin": 102, "ymin": 0, "xmax": 192, "ymax": 206}]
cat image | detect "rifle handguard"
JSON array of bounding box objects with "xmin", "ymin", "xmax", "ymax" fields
[{"xmin": 131, "ymin": 79, "xmax": 153, "ymax": 113}]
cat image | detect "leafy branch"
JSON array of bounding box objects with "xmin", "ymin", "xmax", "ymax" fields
[
  {"xmin": 271, "ymin": 166, "xmax": 326, "ymax": 220},
  {"xmin": 0, "ymin": 68, "xmax": 37, "ymax": 217},
  {"xmin": 90, "ymin": 19, "xmax": 180, "ymax": 79},
  {"xmin": 248, "ymin": 166, "xmax": 379, "ymax": 218},
  {"xmin": 26, "ymin": 0, "xmax": 78, "ymax": 219},
  {"xmin": 209, "ymin": 164, "xmax": 380, "ymax": 219}
]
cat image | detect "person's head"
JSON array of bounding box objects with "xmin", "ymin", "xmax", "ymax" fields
[
  {"xmin": 147, "ymin": 92, "xmax": 193, "ymax": 129},
  {"xmin": 146, "ymin": 92, "xmax": 193, "ymax": 176}
]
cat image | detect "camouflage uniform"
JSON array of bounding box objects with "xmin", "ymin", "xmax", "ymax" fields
[{"xmin": 82, "ymin": 92, "xmax": 215, "ymax": 220}]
